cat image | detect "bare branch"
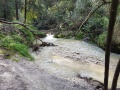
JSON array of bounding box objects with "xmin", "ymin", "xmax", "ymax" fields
[
  {"xmin": 0, "ymin": 19, "xmax": 35, "ymax": 33},
  {"xmin": 0, "ymin": 19, "xmax": 29, "ymax": 27}
]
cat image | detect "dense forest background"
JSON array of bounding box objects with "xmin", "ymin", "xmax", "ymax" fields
[{"xmin": 0, "ymin": 0, "xmax": 120, "ymax": 60}]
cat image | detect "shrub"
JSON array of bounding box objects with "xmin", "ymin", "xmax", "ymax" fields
[
  {"xmin": 96, "ymin": 31, "xmax": 107, "ymax": 48},
  {"xmin": 0, "ymin": 36, "xmax": 14, "ymax": 48}
]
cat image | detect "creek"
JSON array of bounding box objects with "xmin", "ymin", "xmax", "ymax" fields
[{"xmin": 32, "ymin": 34, "xmax": 120, "ymax": 88}]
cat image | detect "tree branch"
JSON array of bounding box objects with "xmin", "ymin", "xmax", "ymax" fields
[
  {"xmin": 0, "ymin": 19, "xmax": 36, "ymax": 33},
  {"xmin": 74, "ymin": 1, "xmax": 111, "ymax": 37},
  {"xmin": 0, "ymin": 19, "xmax": 29, "ymax": 27}
]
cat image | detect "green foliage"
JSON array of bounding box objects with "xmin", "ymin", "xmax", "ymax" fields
[
  {"xmin": 0, "ymin": 33, "xmax": 5, "ymax": 40},
  {"xmin": 96, "ymin": 31, "xmax": 107, "ymax": 48},
  {"xmin": 0, "ymin": 0, "xmax": 15, "ymax": 20},
  {"xmin": 72, "ymin": 0, "xmax": 93, "ymax": 20},
  {"xmin": 15, "ymin": 25, "xmax": 35, "ymax": 45},
  {"xmin": 0, "ymin": 35, "xmax": 33, "ymax": 60},
  {"xmin": 0, "ymin": 36, "xmax": 14, "ymax": 48},
  {"xmin": 0, "ymin": 24, "xmax": 38, "ymax": 60},
  {"xmin": 54, "ymin": 33, "xmax": 65, "ymax": 38},
  {"xmin": 9, "ymin": 43, "xmax": 33, "ymax": 60},
  {"xmin": 80, "ymin": 9, "xmax": 109, "ymax": 43},
  {"xmin": 28, "ymin": 25, "xmax": 38, "ymax": 31},
  {"xmin": 34, "ymin": 31, "xmax": 46, "ymax": 38},
  {"xmin": 82, "ymin": 13, "xmax": 108, "ymax": 32},
  {"xmin": 12, "ymin": 35, "xmax": 23, "ymax": 42},
  {"xmin": 21, "ymin": 28, "xmax": 34, "ymax": 43},
  {"xmin": 0, "ymin": 0, "xmax": 120, "ymax": 54},
  {"xmin": 34, "ymin": 0, "xmax": 75, "ymax": 30},
  {"xmin": 75, "ymin": 31, "xmax": 84, "ymax": 40}
]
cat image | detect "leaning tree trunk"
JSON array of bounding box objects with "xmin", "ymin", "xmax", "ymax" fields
[
  {"xmin": 74, "ymin": 1, "xmax": 111, "ymax": 37},
  {"xmin": 104, "ymin": 0, "xmax": 119, "ymax": 90}
]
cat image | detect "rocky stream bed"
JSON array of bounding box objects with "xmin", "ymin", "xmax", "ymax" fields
[{"xmin": 0, "ymin": 35, "xmax": 120, "ymax": 90}]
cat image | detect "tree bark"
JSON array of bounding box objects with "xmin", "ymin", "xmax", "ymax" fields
[
  {"xmin": 111, "ymin": 59, "xmax": 120, "ymax": 90},
  {"xmin": 15, "ymin": 0, "xmax": 19, "ymax": 20},
  {"xmin": 3, "ymin": 0, "xmax": 7, "ymax": 19},
  {"xmin": 24, "ymin": 0, "xmax": 27, "ymax": 23},
  {"xmin": 104, "ymin": 0, "xmax": 119, "ymax": 90}
]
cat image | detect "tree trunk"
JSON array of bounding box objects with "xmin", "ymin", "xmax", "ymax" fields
[
  {"xmin": 3, "ymin": 0, "xmax": 7, "ymax": 19},
  {"xmin": 24, "ymin": 0, "xmax": 27, "ymax": 23},
  {"xmin": 15, "ymin": 0, "xmax": 19, "ymax": 20},
  {"xmin": 111, "ymin": 59, "xmax": 120, "ymax": 90},
  {"xmin": 104, "ymin": 0, "xmax": 119, "ymax": 90}
]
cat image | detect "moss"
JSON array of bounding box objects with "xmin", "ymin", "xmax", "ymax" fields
[
  {"xmin": 0, "ymin": 23, "xmax": 46, "ymax": 60},
  {"xmin": 0, "ymin": 35, "xmax": 33, "ymax": 60}
]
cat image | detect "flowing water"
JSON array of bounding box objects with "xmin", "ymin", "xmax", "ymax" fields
[{"xmin": 32, "ymin": 34, "xmax": 120, "ymax": 88}]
